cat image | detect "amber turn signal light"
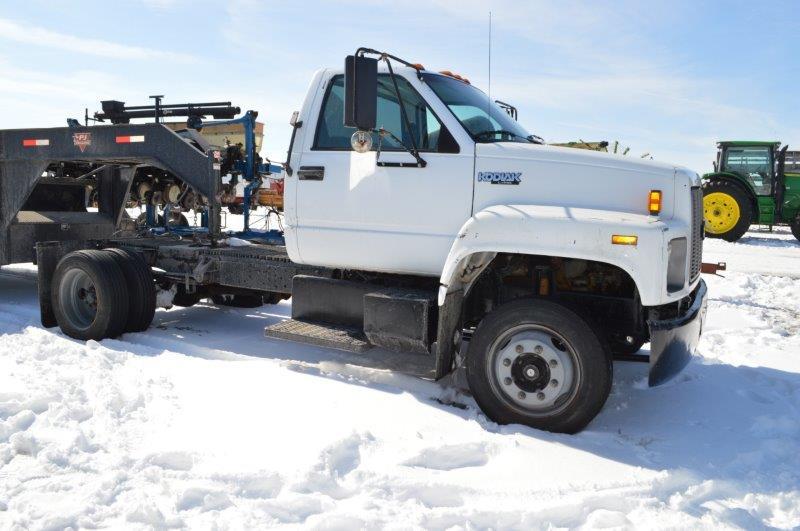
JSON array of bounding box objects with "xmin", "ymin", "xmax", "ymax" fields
[{"xmin": 612, "ymin": 235, "xmax": 638, "ymax": 246}]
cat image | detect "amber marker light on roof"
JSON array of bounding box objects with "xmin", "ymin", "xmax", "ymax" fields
[{"xmin": 648, "ymin": 190, "xmax": 662, "ymax": 215}]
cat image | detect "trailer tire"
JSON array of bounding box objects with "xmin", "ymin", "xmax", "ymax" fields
[
  {"xmin": 466, "ymin": 299, "xmax": 611, "ymax": 434},
  {"xmin": 52, "ymin": 250, "xmax": 129, "ymax": 340},
  {"xmin": 104, "ymin": 248, "xmax": 156, "ymax": 332},
  {"xmin": 702, "ymin": 179, "xmax": 752, "ymax": 242}
]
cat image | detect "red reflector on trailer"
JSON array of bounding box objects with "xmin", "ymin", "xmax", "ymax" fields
[
  {"xmin": 22, "ymin": 139, "xmax": 49, "ymax": 147},
  {"xmin": 115, "ymin": 135, "xmax": 145, "ymax": 144}
]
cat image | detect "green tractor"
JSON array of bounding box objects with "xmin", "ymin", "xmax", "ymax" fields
[{"xmin": 702, "ymin": 141, "xmax": 800, "ymax": 242}]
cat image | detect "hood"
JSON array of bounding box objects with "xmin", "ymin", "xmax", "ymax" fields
[{"xmin": 473, "ymin": 142, "xmax": 699, "ymax": 220}]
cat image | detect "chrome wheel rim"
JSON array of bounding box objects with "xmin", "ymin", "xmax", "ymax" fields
[
  {"xmin": 487, "ymin": 325, "xmax": 579, "ymax": 416},
  {"xmin": 59, "ymin": 268, "xmax": 98, "ymax": 331}
]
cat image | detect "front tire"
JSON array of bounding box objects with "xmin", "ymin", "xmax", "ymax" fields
[
  {"xmin": 702, "ymin": 180, "xmax": 752, "ymax": 242},
  {"xmin": 466, "ymin": 299, "xmax": 611, "ymax": 434}
]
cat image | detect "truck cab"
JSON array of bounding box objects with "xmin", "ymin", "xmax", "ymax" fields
[
  {"xmin": 285, "ymin": 64, "xmax": 703, "ymax": 300},
  {"xmin": 277, "ymin": 51, "xmax": 707, "ymax": 432}
]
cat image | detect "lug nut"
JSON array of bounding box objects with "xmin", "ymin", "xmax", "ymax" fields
[
  {"xmin": 537, "ymin": 392, "xmax": 545, "ymax": 400},
  {"xmin": 549, "ymin": 359, "xmax": 558, "ymax": 367},
  {"xmin": 534, "ymin": 345, "xmax": 543, "ymax": 354},
  {"xmin": 550, "ymin": 379, "xmax": 558, "ymax": 388},
  {"xmin": 503, "ymin": 358, "xmax": 511, "ymax": 367},
  {"xmin": 515, "ymin": 345, "xmax": 524, "ymax": 354},
  {"xmin": 518, "ymin": 391, "xmax": 526, "ymax": 399},
  {"xmin": 504, "ymin": 377, "xmax": 512, "ymax": 385}
]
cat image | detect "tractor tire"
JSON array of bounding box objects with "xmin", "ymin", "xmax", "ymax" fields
[
  {"xmin": 791, "ymin": 216, "xmax": 800, "ymax": 242},
  {"xmin": 702, "ymin": 180, "xmax": 752, "ymax": 242},
  {"xmin": 51, "ymin": 250, "xmax": 130, "ymax": 340},
  {"xmin": 466, "ymin": 299, "xmax": 612, "ymax": 434},
  {"xmin": 103, "ymin": 248, "xmax": 156, "ymax": 332},
  {"xmin": 211, "ymin": 294, "xmax": 264, "ymax": 308}
]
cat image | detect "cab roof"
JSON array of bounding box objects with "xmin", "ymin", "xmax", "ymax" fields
[{"xmin": 717, "ymin": 141, "xmax": 781, "ymax": 147}]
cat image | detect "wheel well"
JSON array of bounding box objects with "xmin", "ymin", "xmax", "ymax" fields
[{"xmin": 460, "ymin": 253, "xmax": 644, "ymax": 342}]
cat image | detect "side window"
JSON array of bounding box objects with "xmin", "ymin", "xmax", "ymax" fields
[
  {"xmin": 724, "ymin": 147, "xmax": 773, "ymax": 195},
  {"xmin": 314, "ymin": 75, "xmax": 447, "ymax": 152}
]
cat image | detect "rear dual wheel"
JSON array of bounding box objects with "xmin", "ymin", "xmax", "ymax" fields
[{"xmin": 52, "ymin": 249, "xmax": 156, "ymax": 340}]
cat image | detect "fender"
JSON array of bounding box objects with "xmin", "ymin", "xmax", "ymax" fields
[{"xmin": 438, "ymin": 204, "xmax": 689, "ymax": 308}]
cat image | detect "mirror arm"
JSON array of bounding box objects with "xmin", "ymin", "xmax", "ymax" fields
[
  {"xmin": 383, "ymin": 56, "xmax": 427, "ymax": 168},
  {"xmin": 284, "ymin": 119, "xmax": 303, "ymax": 177}
]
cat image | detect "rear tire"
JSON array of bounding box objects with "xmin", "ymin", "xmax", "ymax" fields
[
  {"xmin": 52, "ymin": 250, "xmax": 129, "ymax": 340},
  {"xmin": 104, "ymin": 248, "xmax": 156, "ymax": 332},
  {"xmin": 702, "ymin": 180, "xmax": 753, "ymax": 242},
  {"xmin": 466, "ymin": 299, "xmax": 611, "ymax": 434}
]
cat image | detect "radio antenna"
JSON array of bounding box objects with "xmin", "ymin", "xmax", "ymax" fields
[{"xmin": 487, "ymin": 10, "xmax": 492, "ymax": 118}]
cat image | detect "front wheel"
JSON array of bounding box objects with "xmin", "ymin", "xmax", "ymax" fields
[
  {"xmin": 702, "ymin": 180, "xmax": 753, "ymax": 242},
  {"xmin": 466, "ymin": 299, "xmax": 612, "ymax": 434}
]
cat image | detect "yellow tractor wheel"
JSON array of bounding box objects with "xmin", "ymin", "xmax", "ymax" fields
[{"xmin": 702, "ymin": 180, "xmax": 752, "ymax": 242}]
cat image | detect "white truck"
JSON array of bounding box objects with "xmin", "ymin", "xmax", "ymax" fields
[{"xmin": 0, "ymin": 48, "xmax": 707, "ymax": 433}]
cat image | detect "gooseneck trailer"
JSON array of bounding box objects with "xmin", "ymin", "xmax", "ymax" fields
[{"xmin": 0, "ymin": 49, "xmax": 707, "ymax": 433}]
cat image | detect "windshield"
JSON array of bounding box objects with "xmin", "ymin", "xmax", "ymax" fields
[{"xmin": 422, "ymin": 73, "xmax": 535, "ymax": 143}]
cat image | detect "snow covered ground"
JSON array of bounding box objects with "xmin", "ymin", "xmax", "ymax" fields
[{"xmin": 0, "ymin": 225, "xmax": 799, "ymax": 529}]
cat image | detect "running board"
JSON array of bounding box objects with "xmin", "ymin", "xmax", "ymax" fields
[{"xmin": 264, "ymin": 319, "xmax": 372, "ymax": 353}]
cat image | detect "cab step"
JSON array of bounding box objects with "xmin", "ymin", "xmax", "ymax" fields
[
  {"xmin": 263, "ymin": 318, "xmax": 438, "ymax": 379},
  {"xmin": 264, "ymin": 319, "xmax": 372, "ymax": 353}
]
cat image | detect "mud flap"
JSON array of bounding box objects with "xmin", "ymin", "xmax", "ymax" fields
[{"xmin": 647, "ymin": 279, "xmax": 708, "ymax": 386}]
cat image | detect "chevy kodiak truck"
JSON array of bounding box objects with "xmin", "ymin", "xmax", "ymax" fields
[{"xmin": 0, "ymin": 49, "xmax": 707, "ymax": 433}]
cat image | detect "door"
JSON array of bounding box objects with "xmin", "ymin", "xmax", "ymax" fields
[{"xmin": 292, "ymin": 72, "xmax": 474, "ymax": 276}]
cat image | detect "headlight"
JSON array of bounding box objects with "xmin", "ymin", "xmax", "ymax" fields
[{"xmin": 667, "ymin": 237, "xmax": 687, "ymax": 293}]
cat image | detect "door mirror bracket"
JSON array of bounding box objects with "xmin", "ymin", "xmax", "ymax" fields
[{"xmin": 345, "ymin": 48, "xmax": 427, "ymax": 168}]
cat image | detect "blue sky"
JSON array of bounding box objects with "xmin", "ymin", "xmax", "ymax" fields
[{"xmin": 1, "ymin": 0, "xmax": 797, "ymax": 172}]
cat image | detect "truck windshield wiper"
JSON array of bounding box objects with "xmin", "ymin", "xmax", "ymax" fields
[{"xmin": 474, "ymin": 130, "xmax": 536, "ymax": 143}]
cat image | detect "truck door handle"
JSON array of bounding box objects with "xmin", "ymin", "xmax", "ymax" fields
[{"xmin": 298, "ymin": 166, "xmax": 325, "ymax": 181}]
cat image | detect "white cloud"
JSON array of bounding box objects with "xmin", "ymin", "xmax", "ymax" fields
[{"xmin": 0, "ymin": 18, "xmax": 196, "ymax": 63}]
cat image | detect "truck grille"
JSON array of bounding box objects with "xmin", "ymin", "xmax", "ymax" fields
[{"xmin": 690, "ymin": 186, "xmax": 703, "ymax": 281}]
